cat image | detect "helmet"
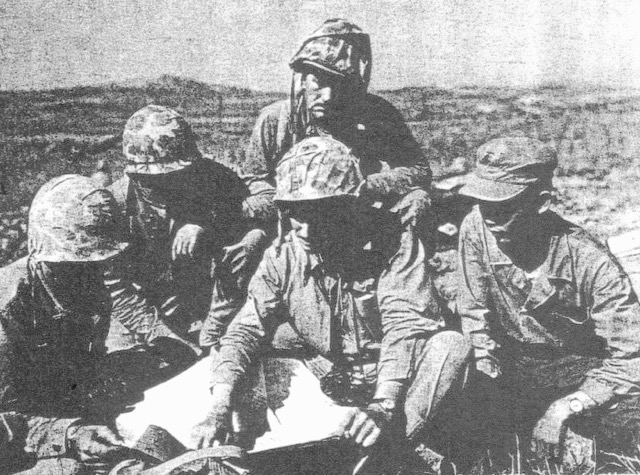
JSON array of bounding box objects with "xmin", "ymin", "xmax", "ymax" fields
[
  {"xmin": 290, "ymin": 18, "xmax": 372, "ymax": 90},
  {"xmin": 123, "ymin": 105, "xmax": 201, "ymax": 175},
  {"xmin": 275, "ymin": 136, "xmax": 364, "ymax": 202},
  {"xmin": 28, "ymin": 175, "xmax": 129, "ymax": 262}
]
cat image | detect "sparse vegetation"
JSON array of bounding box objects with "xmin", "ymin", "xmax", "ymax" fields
[
  {"xmin": 2, "ymin": 76, "xmax": 640, "ymax": 471},
  {"xmin": 3, "ymin": 77, "xmax": 640, "ymax": 266}
]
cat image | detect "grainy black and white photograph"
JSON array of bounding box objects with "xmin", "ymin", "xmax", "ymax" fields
[{"xmin": 1, "ymin": 1, "xmax": 640, "ymax": 473}]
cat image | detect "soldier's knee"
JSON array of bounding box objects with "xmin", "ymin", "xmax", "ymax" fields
[{"xmin": 428, "ymin": 330, "xmax": 472, "ymax": 364}]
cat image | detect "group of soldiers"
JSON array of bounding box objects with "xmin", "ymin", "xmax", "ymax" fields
[{"xmin": 2, "ymin": 18, "xmax": 640, "ymax": 475}]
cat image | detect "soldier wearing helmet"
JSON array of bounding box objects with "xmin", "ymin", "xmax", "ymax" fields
[
  {"xmin": 0, "ymin": 175, "xmax": 154, "ymax": 473},
  {"xmin": 193, "ymin": 137, "xmax": 470, "ymax": 473},
  {"xmin": 243, "ymin": 18, "xmax": 433, "ymax": 248},
  {"xmin": 106, "ymin": 105, "xmax": 272, "ymax": 357}
]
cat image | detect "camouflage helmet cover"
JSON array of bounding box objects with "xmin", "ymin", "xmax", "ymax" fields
[
  {"xmin": 290, "ymin": 18, "xmax": 372, "ymax": 89},
  {"xmin": 123, "ymin": 105, "xmax": 201, "ymax": 175},
  {"xmin": 275, "ymin": 136, "xmax": 364, "ymax": 202},
  {"xmin": 28, "ymin": 175, "xmax": 129, "ymax": 262}
]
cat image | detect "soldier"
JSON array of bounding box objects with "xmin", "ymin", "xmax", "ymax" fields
[
  {"xmin": 193, "ymin": 137, "xmax": 470, "ymax": 473},
  {"xmin": 242, "ymin": 18, "xmax": 433, "ymax": 244},
  {"xmin": 106, "ymin": 105, "xmax": 272, "ymax": 355},
  {"xmin": 457, "ymin": 137, "xmax": 640, "ymax": 468},
  {"xmin": 0, "ymin": 175, "xmax": 140, "ymax": 473}
]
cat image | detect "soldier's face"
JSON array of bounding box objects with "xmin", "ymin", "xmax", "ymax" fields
[
  {"xmin": 479, "ymin": 190, "xmax": 542, "ymax": 248},
  {"xmin": 285, "ymin": 198, "xmax": 356, "ymax": 255},
  {"xmin": 302, "ymin": 69, "xmax": 353, "ymax": 122}
]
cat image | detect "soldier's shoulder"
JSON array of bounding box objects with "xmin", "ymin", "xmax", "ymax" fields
[
  {"xmin": 363, "ymin": 93, "xmax": 403, "ymax": 115},
  {"xmin": 107, "ymin": 175, "xmax": 130, "ymax": 206},
  {"xmin": 0, "ymin": 257, "xmax": 29, "ymax": 311}
]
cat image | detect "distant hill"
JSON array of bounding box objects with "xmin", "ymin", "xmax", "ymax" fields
[{"xmin": 2, "ymin": 75, "xmax": 640, "ymax": 264}]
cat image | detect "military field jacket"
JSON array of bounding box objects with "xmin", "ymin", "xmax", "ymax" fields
[
  {"xmin": 210, "ymin": 215, "xmax": 444, "ymax": 404},
  {"xmin": 0, "ymin": 258, "xmax": 105, "ymax": 460},
  {"xmin": 458, "ymin": 207, "xmax": 640, "ymax": 405},
  {"xmin": 242, "ymin": 97, "xmax": 432, "ymax": 201}
]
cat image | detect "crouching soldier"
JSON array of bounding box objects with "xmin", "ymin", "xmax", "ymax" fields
[
  {"xmin": 106, "ymin": 105, "xmax": 272, "ymax": 357},
  {"xmin": 243, "ymin": 18, "xmax": 434, "ymax": 253},
  {"xmin": 0, "ymin": 175, "xmax": 155, "ymax": 474},
  {"xmin": 457, "ymin": 137, "xmax": 640, "ymax": 469},
  {"xmin": 193, "ymin": 137, "xmax": 470, "ymax": 473}
]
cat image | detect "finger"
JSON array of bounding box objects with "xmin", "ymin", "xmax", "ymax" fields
[
  {"xmin": 354, "ymin": 420, "xmax": 377, "ymax": 445},
  {"xmin": 361, "ymin": 427, "xmax": 381, "ymax": 448},
  {"xmin": 347, "ymin": 413, "xmax": 370, "ymax": 439},
  {"xmin": 187, "ymin": 236, "xmax": 196, "ymax": 257},
  {"xmin": 342, "ymin": 411, "xmax": 360, "ymax": 439},
  {"xmin": 181, "ymin": 237, "xmax": 190, "ymax": 258},
  {"xmin": 231, "ymin": 251, "xmax": 246, "ymax": 268},
  {"xmin": 172, "ymin": 237, "xmax": 179, "ymax": 261},
  {"xmin": 340, "ymin": 411, "xmax": 358, "ymax": 438}
]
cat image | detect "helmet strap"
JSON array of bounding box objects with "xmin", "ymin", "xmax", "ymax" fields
[{"xmin": 27, "ymin": 256, "xmax": 68, "ymax": 320}]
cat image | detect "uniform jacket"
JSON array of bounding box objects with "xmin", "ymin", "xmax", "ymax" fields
[
  {"xmin": 242, "ymin": 97, "xmax": 432, "ymax": 202},
  {"xmin": 458, "ymin": 206, "xmax": 640, "ymax": 405},
  {"xmin": 106, "ymin": 159, "xmax": 274, "ymax": 339},
  {"xmin": 209, "ymin": 210, "xmax": 445, "ymax": 403},
  {"xmin": 0, "ymin": 258, "xmax": 108, "ymax": 460}
]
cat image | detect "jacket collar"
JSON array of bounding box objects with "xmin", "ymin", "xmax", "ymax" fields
[{"xmin": 484, "ymin": 212, "xmax": 574, "ymax": 310}]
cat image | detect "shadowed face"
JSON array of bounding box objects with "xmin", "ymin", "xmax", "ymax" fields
[
  {"xmin": 283, "ymin": 197, "xmax": 357, "ymax": 257},
  {"xmin": 302, "ymin": 69, "xmax": 357, "ymax": 123},
  {"xmin": 478, "ymin": 188, "xmax": 548, "ymax": 248}
]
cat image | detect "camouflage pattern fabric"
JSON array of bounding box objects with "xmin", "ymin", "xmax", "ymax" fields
[
  {"xmin": 274, "ymin": 136, "xmax": 364, "ymax": 202},
  {"xmin": 123, "ymin": 105, "xmax": 201, "ymax": 175},
  {"xmin": 290, "ymin": 18, "xmax": 371, "ymax": 88},
  {"xmin": 28, "ymin": 174, "xmax": 128, "ymax": 262}
]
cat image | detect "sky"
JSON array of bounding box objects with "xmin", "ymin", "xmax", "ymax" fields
[{"xmin": 1, "ymin": 0, "xmax": 640, "ymax": 91}]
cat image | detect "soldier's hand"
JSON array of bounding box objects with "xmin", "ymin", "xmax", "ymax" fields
[
  {"xmin": 191, "ymin": 408, "xmax": 232, "ymax": 449},
  {"xmin": 390, "ymin": 188, "xmax": 431, "ymax": 228},
  {"xmin": 66, "ymin": 424, "xmax": 131, "ymax": 468},
  {"xmin": 191, "ymin": 385, "xmax": 234, "ymax": 449},
  {"xmin": 222, "ymin": 229, "xmax": 267, "ymax": 285},
  {"xmin": 531, "ymin": 399, "xmax": 572, "ymax": 461},
  {"xmin": 343, "ymin": 403, "xmax": 393, "ymax": 448},
  {"xmin": 172, "ymin": 224, "xmax": 205, "ymax": 260}
]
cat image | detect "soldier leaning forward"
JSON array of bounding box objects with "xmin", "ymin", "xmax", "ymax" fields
[
  {"xmin": 106, "ymin": 105, "xmax": 273, "ymax": 357},
  {"xmin": 194, "ymin": 137, "xmax": 470, "ymax": 474},
  {"xmin": 0, "ymin": 175, "xmax": 176, "ymax": 474}
]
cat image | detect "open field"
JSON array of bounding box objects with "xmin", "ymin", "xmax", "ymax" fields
[{"xmin": 2, "ymin": 76, "xmax": 640, "ymax": 266}]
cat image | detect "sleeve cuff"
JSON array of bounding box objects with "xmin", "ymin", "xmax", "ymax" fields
[
  {"xmin": 578, "ymin": 379, "xmax": 616, "ymax": 406},
  {"xmin": 373, "ymin": 381, "xmax": 404, "ymax": 403}
]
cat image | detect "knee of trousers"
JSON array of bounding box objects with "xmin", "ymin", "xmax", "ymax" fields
[{"xmin": 420, "ymin": 330, "xmax": 472, "ymax": 367}]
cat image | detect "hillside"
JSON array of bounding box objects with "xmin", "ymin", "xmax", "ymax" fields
[{"xmin": 2, "ymin": 76, "xmax": 640, "ymax": 265}]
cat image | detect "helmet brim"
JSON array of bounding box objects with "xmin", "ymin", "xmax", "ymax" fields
[{"xmin": 458, "ymin": 175, "xmax": 530, "ymax": 202}]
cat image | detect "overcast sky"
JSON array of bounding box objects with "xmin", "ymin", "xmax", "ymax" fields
[{"xmin": 1, "ymin": 0, "xmax": 640, "ymax": 91}]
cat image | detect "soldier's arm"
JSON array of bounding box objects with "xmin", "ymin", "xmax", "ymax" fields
[
  {"xmin": 363, "ymin": 97, "xmax": 432, "ymax": 198},
  {"xmin": 208, "ymin": 245, "xmax": 286, "ymax": 389},
  {"xmin": 457, "ymin": 208, "xmax": 501, "ymax": 378},
  {"xmin": 578, "ymin": 248, "xmax": 640, "ymax": 406},
  {"xmin": 375, "ymin": 221, "xmax": 443, "ymax": 404}
]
